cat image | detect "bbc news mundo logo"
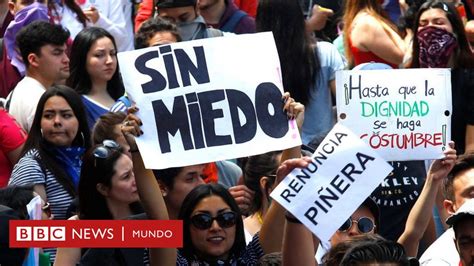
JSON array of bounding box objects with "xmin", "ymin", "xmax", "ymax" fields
[
  {"xmin": 10, "ymin": 220, "xmax": 182, "ymax": 248},
  {"xmin": 17, "ymin": 226, "xmax": 66, "ymax": 241}
]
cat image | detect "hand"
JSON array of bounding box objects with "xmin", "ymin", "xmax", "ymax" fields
[
  {"xmin": 228, "ymin": 185, "xmax": 255, "ymax": 215},
  {"xmin": 275, "ymin": 157, "xmax": 312, "ymax": 185},
  {"xmin": 427, "ymin": 142, "xmax": 457, "ymax": 182},
  {"xmin": 121, "ymin": 106, "xmax": 143, "ymax": 151},
  {"xmin": 83, "ymin": 6, "xmax": 100, "ymax": 24},
  {"xmin": 305, "ymin": 5, "xmax": 334, "ymax": 32},
  {"xmin": 282, "ymin": 92, "xmax": 305, "ymax": 130}
]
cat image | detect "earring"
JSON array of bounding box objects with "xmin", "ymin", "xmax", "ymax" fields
[
  {"xmin": 40, "ymin": 128, "xmax": 44, "ymax": 138},
  {"xmin": 80, "ymin": 132, "xmax": 85, "ymax": 147}
]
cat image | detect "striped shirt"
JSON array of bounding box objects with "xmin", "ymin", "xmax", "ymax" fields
[{"xmin": 176, "ymin": 233, "xmax": 264, "ymax": 265}]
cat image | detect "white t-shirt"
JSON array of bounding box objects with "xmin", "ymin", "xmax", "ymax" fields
[
  {"xmin": 419, "ymin": 228, "xmax": 459, "ymax": 265},
  {"xmin": 7, "ymin": 76, "xmax": 46, "ymax": 132}
]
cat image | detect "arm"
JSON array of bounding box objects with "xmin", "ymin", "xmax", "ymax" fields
[
  {"xmin": 305, "ymin": 5, "xmax": 334, "ymax": 33},
  {"xmin": 121, "ymin": 110, "xmax": 176, "ymax": 266},
  {"xmin": 259, "ymin": 95, "xmax": 305, "ymax": 253},
  {"xmin": 397, "ymin": 143, "xmax": 456, "ymax": 256},
  {"xmin": 282, "ymin": 214, "xmax": 318, "ymax": 266},
  {"xmin": 466, "ymin": 20, "xmax": 474, "ymax": 42},
  {"xmin": 260, "ymin": 157, "xmax": 312, "ymax": 253},
  {"xmin": 351, "ymin": 15, "xmax": 405, "ymax": 65},
  {"xmin": 6, "ymin": 144, "xmax": 23, "ymax": 166}
]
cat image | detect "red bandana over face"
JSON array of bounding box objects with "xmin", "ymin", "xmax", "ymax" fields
[{"xmin": 417, "ymin": 26, "xmax": 458, "ymax": 68}]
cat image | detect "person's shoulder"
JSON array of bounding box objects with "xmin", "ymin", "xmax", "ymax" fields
[
  {"xmin": 419, "ymin": 228, "xmax": 458, "ymax": 264},
  {"xmin": 351, "ymin": 12, "xmax": 382, "ymax": 32}
]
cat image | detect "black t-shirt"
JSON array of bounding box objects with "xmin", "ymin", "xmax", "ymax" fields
[
  {"xmin": 451, "ymin": 68, "xmax": 474, "ymax": 155},
  {"xmin": 370, "ymin": 160, "xmax": 426, "ymax": 241}
]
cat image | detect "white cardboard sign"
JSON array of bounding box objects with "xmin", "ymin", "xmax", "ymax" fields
[
  {"xmin": 271, "ymin": 123, "xmax": 392, "ymax": 242},
  {"xmin": 118, "ymin": 32, "xmax": 301, "ymax": 169},
  {"xmin": 336, "ymin": 68, "xmax": 452, "ymax": 161}
]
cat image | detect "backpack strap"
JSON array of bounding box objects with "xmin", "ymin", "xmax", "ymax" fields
[{"xmin": 220, "ymin": 10, "xmax": 247, "ymax": 33}]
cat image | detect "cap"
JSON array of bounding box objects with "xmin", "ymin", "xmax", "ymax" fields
[
  {"xmin": 446, "ymin": 198, "xmax": 474, "ymax": 226},
  {"xmin": 361, "ymin": 197, "xmax": 380, "ymax": 229},
  {"xmin": 155, "ymin": 0, "xmax": 196, "ymax": 8}
]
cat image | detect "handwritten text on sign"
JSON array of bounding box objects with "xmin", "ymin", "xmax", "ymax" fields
[
  {"xmin": 336, "ymin": 69, "xmax": 452, "ymax": 161},
  {"xmin": 271, "ymin": 124, "xmax": 392, "ymax": 242},
  {"xmin": 118, "ymin": 33, "xmax": 301, "ymax": 169}
]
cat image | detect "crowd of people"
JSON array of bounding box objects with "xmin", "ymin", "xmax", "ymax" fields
[{"xmin": 0, "ymin": 0, "xmax": 473, "ymax": 265}]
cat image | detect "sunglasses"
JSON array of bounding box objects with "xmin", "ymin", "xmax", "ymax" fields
[
  {"xmin": 190, "ymin": 212, "xmax": 237, "ymax": 230},
  {"xmin": 42, "ymin": 202, "xmax": 51, "ymax": 218},
  {"xmin": 338, "ymin": 217, "xmax": 375, "ymax": 234},
  {"xmin": 93, "ymin": 140, "xmax": 120, "ymax": 167}
]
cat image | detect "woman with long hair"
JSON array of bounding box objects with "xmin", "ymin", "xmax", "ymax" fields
[
  {"xmin": 54, "ymin": 140, "xmax": 145, "ymax": 265},
  {"xmin": 256, "ymin": 0, "xmax": 345, "ymax": 145},
  {"xmin": 67, "ymin": 27, "xmax": 125, "ymax": 128},
  {"xmin": 343, "ymin": 0, "xmax": 406, "ymax": 68},
  {"xmin": 9, "ymin": 85, "xmax": 91, "ymax": 260},
  {"xmin": 242, "ymin": 151, "xmax": 280, "ymax": 239},
  {"xmin": 409, "ymin": 0, "xmax": 474, "ymax": 154}
]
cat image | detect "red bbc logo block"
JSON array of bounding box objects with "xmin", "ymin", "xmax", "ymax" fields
[{"xmin": 16, "ymin": 226, "xmax": 66, "ymax": 241}]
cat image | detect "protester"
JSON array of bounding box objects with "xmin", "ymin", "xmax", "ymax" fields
[
  {"xmin": 54, "ymin": 140, "xmax": 145, "ymax": 265},
  {"xmin": 175, "ymin": 183, "xmax": 266, "ymax": 264},
  {"xmin": 9, "ymin": 86, "xmax": 90, "ymax": 218},
  {"xmin": 0, "ymin": 108, "xmax": 26, "ymax": 187},
  {"xmin": 67, "ymin": 27, "xmax": 125, "ymax": 129},
  {"xmin": 256, "ymin": 0, "xmax": 345, "ymax": 145},
  {"xmin": 408, "ymin": 0, "xmax": 474, "ymax": 155},
  {"xmin": 9, "ymin": 85, "xmax": 90, "ymax": 260},
  {"xmin": 125, "ymin": 91, "xmax": 304, "ymax": 264},
  {"xmin": 283, "ymin": 144, "xmax": 456, "ymax": 264},
  {"xmin": 420, "ymin": 153, "xmax": 474, "ymax": 264},
  {"xmin": 446, "ymin": 198, "xmax": 474, "ymax": 266},
  {"xmin": 154, "ymin": 0, "xmax": 225, "ymax": 41},
  {"xmin": 242, "ymin": 151, "xmax": 281, "ymax": 239},
  {"xmin": 2, "ymin": 0, "xmax": 48, "ymax": 81},
  {"xmin": 198, "ymin": 0, "xmax": 256, "ymax": 34},
  {"xmin": 7, "ymin": 21, "xmax": 70, "ymax": 132},
  {"xmin": 343, "ymin": 0, "xmax": 406, "ymax": 68},
  {"xmin": 134, "ymin": 16, "xmax": 182, "ymax": 49}
]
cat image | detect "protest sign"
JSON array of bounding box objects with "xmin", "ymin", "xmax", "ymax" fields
[
  {"xmin": 271, "ymin": 123, "xmax": 392, "ymax": 242},
  {"xmin": 118, "ymin": 32, "xmax": 301, "ymax": 169},
  {"xmin": 336, "ymin": 68, "xmax": 451, "ymax": 161}
]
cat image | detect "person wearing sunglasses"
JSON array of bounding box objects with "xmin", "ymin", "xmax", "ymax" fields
[{"xmin": 177, "ymin": 183, "xmax": 254, "ymax": 264}]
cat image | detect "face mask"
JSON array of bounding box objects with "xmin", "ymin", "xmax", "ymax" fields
[
  {"xmin": 177, "ymin": 16, "xmax": 206, "ymax": 41},
  {"xmin": 417, "ymin": 26, "xmax": 458, "ymax": 68}
]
